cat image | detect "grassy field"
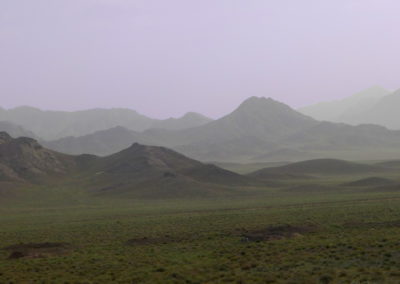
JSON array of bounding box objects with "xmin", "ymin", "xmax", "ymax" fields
[{"xmin": 2, "ymin": 173, "xmax": 400, "ymax": 283}]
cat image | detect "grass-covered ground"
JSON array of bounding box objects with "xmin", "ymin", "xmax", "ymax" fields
[{"xmin": 1, "ymin": 174, "xmax": 400, "ymax": 283}]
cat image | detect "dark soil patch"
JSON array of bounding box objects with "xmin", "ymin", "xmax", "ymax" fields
[
  {"xmin": 126, "ymin": 235, "xmax": 187, "ymax": 246},
  {"xmin": 3, "ymin": 242, "xmax": 72, "ymax": 260},
  {"xmin": 241, "ymin": 224, "xmax": 317, "ymax": 242}
]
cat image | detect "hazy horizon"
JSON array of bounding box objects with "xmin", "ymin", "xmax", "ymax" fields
[{"xmin": 2, "ymin": 0, "xmax": 400, "ymax": 118}]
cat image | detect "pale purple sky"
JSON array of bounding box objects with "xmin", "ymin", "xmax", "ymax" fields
[{"xmin": 1, "ymin": 0, "xmax": 400, "ymax": 118}]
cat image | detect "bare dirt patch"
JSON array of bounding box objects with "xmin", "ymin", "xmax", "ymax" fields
[
  {"xmin": 241, "ymin": 224, "xmax": 317, "ymax": 242},
  {"xmin": 3, "ymin": 242, "xmax": 72, "ymax": 260}
]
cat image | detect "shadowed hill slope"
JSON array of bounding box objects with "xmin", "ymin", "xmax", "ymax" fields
[
  {"xmin": 82, "ymin": 143, "xmax": 253, "ymax": 197},
  {"xmin": 342, "ymin": 177, "xmax": 396, "ymax": 187},
  {"xmin": 248, "ymin": 159, "xmax": 385, "ymax": 178},
  {"xmin": 375, "ymin": 160, "xmax": 400, "ymax": 169},
  {"xmin": 0, "ymin": 132, "xmax": 77, "ymax": 182},
  {"xmin": 0, "ymin": 133, "xmax": 253, "ymax": 198}
]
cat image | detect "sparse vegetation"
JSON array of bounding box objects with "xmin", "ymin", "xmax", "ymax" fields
[
  {"xmin": 2, "ymin": 133, "xmax": 400, "ymax": 282},
  {"xmin": 2, "ymin": 172, "xmax": 400, "ymax": 283}
]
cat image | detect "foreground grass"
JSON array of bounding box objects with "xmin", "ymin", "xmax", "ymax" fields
[{"xmin": 1, "ymin": 186, "xmax": 400, "ymax": 283}]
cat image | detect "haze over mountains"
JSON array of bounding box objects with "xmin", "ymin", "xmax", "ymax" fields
[
  {"xmin": 3, "ymin": 90, "xmax": 400, "ymax": 163},
  {"xmin": 0, "ymin": 121, "xmax": 38, "ymax": 140},
  {"xmin": 40, "ymin": 96, "xmax": 400, "ymax": 163},
  {"xmin": 0, "ymin": 107, "xmax": 212, "ymax": 140},
  {"xmin": 299, "ymin": 86, "xmax": 400, "ymax": 129}
]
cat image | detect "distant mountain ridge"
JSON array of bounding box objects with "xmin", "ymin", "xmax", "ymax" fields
[
  {"xmin": 299, "ymin": 86, "xmax": 389, "ymax": 122},
  {"xmin": 44, "ymin": 97, "xmax": 319, "ymax": 159},
  {"xmin": 0, "ymin": 121, "xmax": 39, "ymax": 140},
  {"xmin": 299, "ymin": 86, "xmax": 400, "ymax": 130},
  {"xmin": 0, "ymin": 106, "xmax": 212, "ymax": 140},
  {"xmin": 348, "ymin": 89, "xmax": 400, "ymax": 129},
  {"xmin": 43, "ymin": 96, "xmax": 400, "ymax": 162}
]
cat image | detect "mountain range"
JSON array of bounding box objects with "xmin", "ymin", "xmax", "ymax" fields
[
  {"xmin": 0, "ymin": 107, "xmax": 212, "ymax": 140},
  {"xmin": 0, "ymin": 132, "xmax": 252, "ymax": 198},
  {"xmin": 3, "ymin": 130, "xmax": 400, "ymax": 200},
  {"xmin": 299, "ymin": 86, "xmax": 389, "ymax": 122},
  {"xmin": 40, "ymin": 96, "xmax": 400, "ymax": 163},
  {"xmin": 299, "ymin": 86, "xmax": 400, "ymax": 129}
]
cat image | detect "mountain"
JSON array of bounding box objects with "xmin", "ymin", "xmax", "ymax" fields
[
  {"xmin": 0, "ymin": 107, "xmax": 212, "ymax": 140},
  {"xmin": 347, "ymin": 89, "xmax": 400, "ymax": 129},
  {"xmin": 45, "ymin": 97, "xmax": 319, "ymax": 160},
  {"xmin": 44, "ymin": 96, "xmax": 400, "ymax": 162},
  {"xmin": 142, "ymin": 97, "xmax": 319, "ymax": 161},
  {"xmin": 298, "ymin": 86, "xmax": 389, "ymax": 122},
  {"xmin": 0, "ymin": 121, "xmax": 38, "ymax": 139},
  {"xmin": 0, "ymin": 132, "xmax": 252, "ymax": 198},
  {"xmin": 83, "ymin": 143, "xmax": 252, "ymax": 198},
  {"xmin": 299, "ymin": 87, "xmax": 400, "ymax": 130},
  {"xmin": 0, "ymin": 132, "xmax": 76, "ymax": 182}
]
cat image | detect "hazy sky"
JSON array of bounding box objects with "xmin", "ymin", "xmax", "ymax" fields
[{"xmin": 1, "ymin": 0, "xmax": 400, "ymax": 118}]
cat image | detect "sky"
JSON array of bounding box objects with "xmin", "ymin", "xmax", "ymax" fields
[{"xmin": 1, "ymin": 0, "xmax": 400, "ymax": 119}]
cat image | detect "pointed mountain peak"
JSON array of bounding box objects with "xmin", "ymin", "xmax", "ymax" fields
[
  {"xmin": 238, "ymin": 96, "xmax": 288, "ymax": 108},
  {"xmin": 233, "ymin": 96, "xmax": 301, "ymax": 117}
]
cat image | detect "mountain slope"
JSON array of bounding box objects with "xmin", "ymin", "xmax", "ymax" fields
[
  {"xmin": 42, "ymin": 126, "xmax": 155, "ymax": 156},
  {"xmin": 82, "ymin": 143, "xmax": 253, "ymax": 198},
  {"xmin": 348, "ymin": 89, "xmax": 400, "ymax": 129},
  {"xmin": 299, "ymin": 86, "xmax": 389, "ymax": 122},
  {"xmin": 0, "ymin": 132, "xmax": 76, "ymax": 182},
  {"xmin": 0, "ymin": 107, "xmax": 212, "ymax": 140},
  {"xmin": 0, "ymin": 121, "xmax": 38, "ymax": 139},
  {"xmin": 0, "ymin": 132, "xmax": 252, "ymax": 198},
  {"xmin": 145, "ymin": 97, "xmax": 319, "ymax": 161},
  {"xmin": 249, "ymin": 159, "xmax": 384, "ymax": 178}
]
